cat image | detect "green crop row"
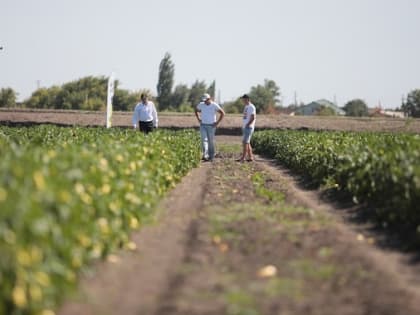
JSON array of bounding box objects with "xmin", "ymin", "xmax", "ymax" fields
[
  {"xmin": 252, "ymin": 130, "xmax": 420, "ymax": 233},
  {"xmin": 0, "ymin": 126, "xmax": 201, "ymax": 315}
]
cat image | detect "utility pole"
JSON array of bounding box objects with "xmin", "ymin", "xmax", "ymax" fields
[
  {"xmin": 36, "ymin": 80, "xmax": 41, "ymax": 90},
  {"xmin": 217, "ymin": 89, "xmax": 221, "ymax": 105},
  {"xmin": 294, "ymin": 91, "xmax": 298, "ymax": 107},
  {"xmin": 333, "ymin": 94, "xmax": 337, "ymax": 106}
]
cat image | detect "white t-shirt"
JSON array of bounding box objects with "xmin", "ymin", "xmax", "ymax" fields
[
  {"xmin": 196, "ymin": 102, "xmax": 222, "ymax": 124},
  {"xmin": 243, "ymin": 103, "xmax": 256, "ymax": 128}
]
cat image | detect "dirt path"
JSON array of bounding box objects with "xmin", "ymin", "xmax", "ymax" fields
[
  {"xmin": 59, "ymin": 137, "xmax": 420, "ymax": 315},
  {"xmin": 60, "ymin": 165, "xmax": 210, "ymax": 315}
]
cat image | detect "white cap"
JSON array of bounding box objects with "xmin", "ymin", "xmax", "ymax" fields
[{"xmin": 201, "ymin": 93, "xmax": 211, "ymax": 101}]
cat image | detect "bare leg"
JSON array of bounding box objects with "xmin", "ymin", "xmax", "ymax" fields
[
  {"xmin": 247, "ymin": 144, "xmax": 254, "ymax": 161},
  {"xmin": 238, "ymin": 143, "xmax": 247, "ymax": 161}
]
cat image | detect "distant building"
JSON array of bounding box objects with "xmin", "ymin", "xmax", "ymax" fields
[
  {"xmin": 294, "ymin": 99, "xmax": 345, "ymax": 116},
  {"xmin": 369, "ymin": 107, "xmax": 406, "ymax": 118}
]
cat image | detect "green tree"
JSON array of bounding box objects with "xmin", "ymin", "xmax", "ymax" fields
[
  {"xmin": 0, "ymin": 87, "xmax": 17, "ymax": 108},
  {"xmin": 156, "ymin": 52, "xmax": 175, "ymax": 110},
  {"xmin": 249, "ymin": 79, "xmax": 281, "ymax": 113},
  {"xmin": 23, "ymin": 75, "xmax": 156, "ymax": 111},
  {"xmin": 224, "ymin": 98, "xmax": 243, "ymax": 114},
  {"xmin": 207, "ymin": 80, "xmax": 216, "ymax": 99},
  {"xmin": 25, "ymin": 87, "xmax": 60, "ymax": 109},
  {"xmin": 55, "ymin": 76, "xmax": 107, "ymax": 110},
  {"xmin": 343, "ymin": 99, "xmax": 369, "ymax": 117},
  {"xmin": 188, "ymin": 80, "xmax": 207, "ymax": 106},
  {"xmin": 317, "ymin": 106, "xmax": 337, "ymax": 116},
  {"xmin": 402, "ymin": 89, "xmax": 420, "ymax": 118},
  {"xmin": 172, "ymin": 84, "xmax": 190, "ymax": 110}
]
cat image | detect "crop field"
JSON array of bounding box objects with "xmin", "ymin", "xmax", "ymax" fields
[
  {"xmin": 252, "ymin": 130, "xmax": 420, "ymax": 236},
  {"xmin": 0, "ymin": 126, "xmax": 200, "ymax": 315},
  {"xmin": 1, "ymin": 125, "xmax": 420, "ymax": 315}
]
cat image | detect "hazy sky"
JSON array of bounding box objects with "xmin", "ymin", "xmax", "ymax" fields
[{"xmin": 1, "ymin": 0, "xmax": 419, "ymax": 108}]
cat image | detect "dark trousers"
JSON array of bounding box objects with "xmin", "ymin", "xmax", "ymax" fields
[{"xmin": 139, "ymin": 121, "xmax": 154, "ymax": 134}]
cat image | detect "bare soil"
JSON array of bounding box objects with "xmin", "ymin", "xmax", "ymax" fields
[
  {"xmin": 58, "ymin": 137, "xmax": 420, "ymax": 315},
  {"xmin": 1, "ymin": 108, "xmax": 420, "ymax": 133}
]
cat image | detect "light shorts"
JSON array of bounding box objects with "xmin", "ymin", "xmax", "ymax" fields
[{"xmin": 242, "ymin": 126, "xmax": 255, "ymax": 144}]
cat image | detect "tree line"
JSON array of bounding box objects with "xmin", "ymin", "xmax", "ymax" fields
[
  {"xmin": 156, "ymin": 53, "xmax": 281, "ymax": 114},
  {"xmin": 1, "ymin": 52, "xmax": 420, "ymax": 117}
]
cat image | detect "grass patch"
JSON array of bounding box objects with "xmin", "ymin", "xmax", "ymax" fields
[
  {"xmin": 218, "ymin": 143, "xmax": 242, "ymax": 154},
  {"xmin": 289, "ymin": 259, "xmax": 338, "ymax": 280},
  {"xmin": 225, "ymin": 288, "xmax": 260, "ymax": 315},
  {"xmin": 265, "ymin": 277, "xmax": 303, "ymax": 299}
]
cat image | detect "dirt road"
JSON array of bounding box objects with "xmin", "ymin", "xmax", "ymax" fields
[{"xmin": 59, "ymin": 137, "xmax": 420, "ymax": 315}]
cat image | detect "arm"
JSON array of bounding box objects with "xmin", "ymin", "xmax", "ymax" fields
[
  {"xmin": 215, "ymin": 108, "xmax": 225, "ymax": 127},
  {"xmin": 194, "ymin": 107, "xmax": 202, "ymax": 123},
  {"xmin": 132, "ymin": 105, "xmax": 138, "ymax": 128},
  {"xmin": 246, "ymin": 114, "xmax": 255, "ymax": 128},
  {"xmin": 152, "ymin": 103, "xmax": 158, "ymax": 128}
]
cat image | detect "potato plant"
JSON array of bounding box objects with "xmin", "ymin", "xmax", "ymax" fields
[
  {"xmin": 252, "ymin": 130, "xmax": 420, "ymax": 231},
  {"xmin": 0, "ymin": 126, "xmax": 200, "ymax": 315}
]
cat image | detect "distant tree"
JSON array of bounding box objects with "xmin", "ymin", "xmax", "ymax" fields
[
  {"xmin": 317, "ymin": 106, "xmax": 337, "ymax": 116},
  {"xmin": 207, "ymin": 80, "xmax": 216, "ymax": 99},
  {"xmin": 343, "ymin": 99, "xmax": 369, "ymax": 117},
  {"xmin": 188, "ymin": 80, "xmax": 207, "ymax": 106},
  {"xmin": 0, "ymin": 87, "xmax": 17, "ymax": 108},
  {"xmin": 113, "ymin": 89, "xmax": 139, "ymax": 111},
  {"xmin": 223, "ymin": 98, "xmax": 243, "ymax": 114},
  {"xmin": 25, "ymin": 87, "xmax": 60, "ymax": 109},
  {"xmin": 402, "ymin": 89, "xmax": 420, "ymax": 118},
  {"xmin": 171, "ymin": 84, "xmax": 190, "ymax": 110},
  {"xmin": 156, "ymin": 52, "xmax": 175, "ymax": 110},
  {"xmin": 56, "ymin": 76, "xmax": 107, "ymax": 110},
  {"xmin": 249, "ymin": 79, "xmax": 281, "ymax": 113},
  {"xmin": 24, "ymin": 76, "xmax": 141, "ymax": 111}
]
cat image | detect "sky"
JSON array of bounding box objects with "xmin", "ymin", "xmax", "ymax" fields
[{"xmin": 1, "ymin": 0, "xmax": 419, "ymax": 108}]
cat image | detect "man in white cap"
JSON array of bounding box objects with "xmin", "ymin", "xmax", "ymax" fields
[{"xmin": 195, "ymin": 93, "xmax": 225, "ymax": 162}]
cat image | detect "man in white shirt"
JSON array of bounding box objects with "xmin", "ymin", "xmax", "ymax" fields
[
  {"xmin": 195, "ymin": 93, "xmax": 225, "ymax": 162},
  {"xmin": 238, "ymin": 94, "xmax": 256, "ymax": 162},
  {"xmin": 132, "ymin": 94, "xmax": 158, "ymax": 134}
]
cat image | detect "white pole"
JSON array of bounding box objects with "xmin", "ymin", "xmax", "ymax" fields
[{"xmin": 106, "ymin": 73, "xmax": 115, "ymax": 128}]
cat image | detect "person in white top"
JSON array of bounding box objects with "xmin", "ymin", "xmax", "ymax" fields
[
  {"xmin": 238, "ymin": 94, "xmax": 256, "ymax": 162},
  {"xmin": 195, "ymin": 93, "xmax": 225, "ymax": 162},
  {"xmin": 132, "ymin": 94, "xmax": 158, "ymax": 134}
]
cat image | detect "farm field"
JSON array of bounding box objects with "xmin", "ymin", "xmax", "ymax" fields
[
  {"xmin": 59, "ymin": 138, "xmax": 420, "ymax": 315},
  {"xmin": 1, "ymin": 108, "xmax": 420, "ymax": 133},
  {"xmin": 1, "ymin": 126, "xmax": 420, "ymax": 315},
  {"xmin": 0, "ymin": 126, "xmax": 200, "ymax": 315}
]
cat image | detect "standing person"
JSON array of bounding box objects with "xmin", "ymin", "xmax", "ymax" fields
[
  {"xmin": 195, "ymin": 93, "xmax": 225, "ymax": 162},
  {"xmin": 238, "ymin": 94, "xmax": 256, "ymax": 162},
  {"xmin": 132, "ymin": 94, "xmax": 159, "ymax": 134}
]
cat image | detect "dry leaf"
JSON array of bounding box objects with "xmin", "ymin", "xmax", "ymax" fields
[
  {"xmin": 257, "ymin": 265, "xmax": 277, "ymax": 278},
  {"xmin": 107, "ymin": 255, "xmax": 120, "ymax": 264},
  {"xmin": 357, "ymin": 234, "xmax": 365, "ymax": 242},
  {"xmin": 126, "ymin": 241, "xmax": 137, "ymax": 251}
]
